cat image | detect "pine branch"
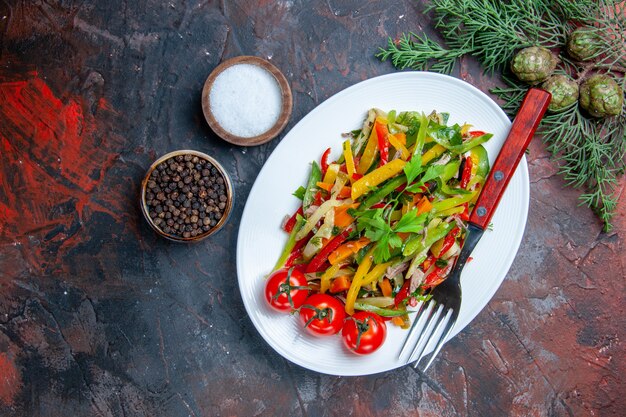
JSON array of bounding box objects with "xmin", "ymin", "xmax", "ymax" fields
[
  {"xmin": 376, "ymin": 33, "xmax": 470, "ymax": 73},
  {"xmin": 378, "ymin": 0, "xmax": 626, "ymax": 231},
  {"xmin": 492, "ymin": 78, "xmax": 626, "ymax": 231}
]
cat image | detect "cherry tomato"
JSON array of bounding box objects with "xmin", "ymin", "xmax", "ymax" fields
[
  {"xmin": 299, "ymin": 294, "xmax": 346, "ymax": 336},
  {"xmin": 264, "ymin": 268, "xmax": 309, "ymax": 312},
  {"xmin": 342, "ymin": 311, "xmax": 387, "ymax": 354}
]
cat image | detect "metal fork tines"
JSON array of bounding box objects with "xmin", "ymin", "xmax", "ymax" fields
[
  {"xmin": 398, "ymin": 224, "xmax": 482, "ymax": 371},
  {"xmin": 399, "ymin": 296, "xmax": 458, "ymax": 371}
]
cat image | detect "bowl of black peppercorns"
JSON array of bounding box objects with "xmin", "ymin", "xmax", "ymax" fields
[{"xmin": 140, "ymin": 150, "xmax": 233, "ymax": 242}]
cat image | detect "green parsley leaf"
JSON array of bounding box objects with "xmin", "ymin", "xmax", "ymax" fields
[
  {"xmin": 394, "ymin": 210, "xmax": 428, "ymax": 233},
  {"xmin": 403, "ymin": 156, "xmax": 424, "ymax": 185},
  {"xmin": 420, "ymin": 164, "xmax": 446, "ymax": 184},
  {"xmin": 405, "ymin": 165, "xmax": 446, "ymax": 193},
  {"xmin": 388, "ymin": 234, "xmax": 403, "ymax": 249},
  {"xmin": 429, "ymin": 123, "xmax": 463, "ymax": 148},
  {"xmin": 373, "ymin": 237, "xmax": 392, "ymax": 264}
]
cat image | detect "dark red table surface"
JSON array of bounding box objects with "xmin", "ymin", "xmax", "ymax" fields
[{"xmin": 0, "ymin": 1, "xmax": 624, "ymax": 416}]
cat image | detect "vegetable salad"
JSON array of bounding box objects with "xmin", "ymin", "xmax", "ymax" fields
[{"xmin": 267, "ymin": 108, "xmax": 491, "ymax": 351}]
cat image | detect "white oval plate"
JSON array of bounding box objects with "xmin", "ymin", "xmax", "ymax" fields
[{"xmin": 237, "ymin": 72, "xmax": 527, "ymax": 376}]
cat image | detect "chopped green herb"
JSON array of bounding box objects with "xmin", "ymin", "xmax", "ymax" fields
[
  {"xmin": 435, "ymin": 258, "xmax": 449, "ymax": 268},
  {"xmin": 292, "ymin": 186, "xmax": 306, "ymax": 200}
]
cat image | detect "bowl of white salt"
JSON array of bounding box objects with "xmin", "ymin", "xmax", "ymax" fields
[{"xmin": 202, "ymin": 56, "xmax": 292, "ymax": 146}]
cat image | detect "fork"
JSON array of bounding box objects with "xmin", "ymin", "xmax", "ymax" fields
[{"xmin": 399, "ymin": 87, "xmax": 552, "ymax": 371}]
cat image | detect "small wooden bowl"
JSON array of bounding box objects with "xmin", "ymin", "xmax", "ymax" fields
[
  {"xmin": 201, "ymin": 56, "xmax": 293, "ymax": 146},
  {"xmin": 140, "ymin": 150, "xmax": 234, "ymax": 243}
]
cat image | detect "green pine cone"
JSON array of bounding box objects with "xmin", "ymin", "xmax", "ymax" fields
[
  {"xmin": 567, "ymin": 28, "xmax": 601, "ymax": 61},
  {"xmin": 510, "ymin": 46, "xmax": 557, "ymax": 85},
  {"xmin": 579, "ymin": 74, "xmax": 624, "ymax": 118},
  {"xmin": 541, "ymin": 75, "xmax": 579, "ymax": 112}
]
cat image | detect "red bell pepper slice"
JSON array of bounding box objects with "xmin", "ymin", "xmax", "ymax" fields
[
  {"xmin": 283, "ymin": 207, "xmax": 304, "ymax": 233},
  {"xmin": 460, "ymin": 156, "xmax": 473, "ymax": 189},
  {"xmin": 395, "ymin": 282, "xmax": 419, "ymax": 307},
  {"xmin": 308, "ymin": 261, "xmax": 330, "ymax": 274},
  {"xmin": 375, "ymin": 122, "xmax": 389, "ymax": 166},
  {"xmin": 283, "ymin": 231, "xmax": 312, "ymax": 269},
  {"xmin": 395, "ymin": 183, "xmax": 407, "ymax": 193},
  {"xmin": 313, "ymin": 191, "xmax": 324, "ymax": 206},
  {"xmin": 436, "ymin": 227, "xmax": 459, "ymax": 259},
  {"xmin": 460, "ymin": 203, "xmax": 470, "ymax": 221},
  {"xmin": 293, "ymin": 231, "xmax": 312, "ymax": 251},
  {"xmin": 394, "ymin": 279, "xmax": 411, "ymax": 307},
  {"xmin": 351, "ymin": 173, "xmax": 363, "ymax": 181},
  {"xmin": 292, "ymin": 264, "xmax": 308, "ymax": 274},
  {"xmin": 320, "ymin": 147, "xmax": 331, "ymax": 174},
  {"xmin": 371, "ymin": 203, "xmax": 387, "ymax": 209},
  {"xmin": 305, "ymin": 229, "xmax": 351, "ymax": 273},
  {"xmin": 469, "ymin": 130, "xmax": 485, "ymax": 137},
  {"xmin": 421, "ymin": 255, "xmax": 435, "ymax": 271},
  {"xmin": 423, "ymin": 265, "xmax": 445, "ymax": 287},
  {"xmin": 285, "ymin": 247, "xmax": 303, "ymax": 268}
]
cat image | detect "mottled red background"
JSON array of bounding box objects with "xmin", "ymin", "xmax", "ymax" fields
[{"xmin": 0, "ymin": 1, "xmax": 624, "ymax": 416}]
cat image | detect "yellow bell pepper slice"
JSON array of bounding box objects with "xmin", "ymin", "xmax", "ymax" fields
[
  {"xmin": 388, "ymin": 134, "xmax": 410, "ymax": 160},
  {"xmin": 323, "ymin": 163, "xmax": 340, "ymax": 185},
  {"xmin": 351, "ymin": 158, "xmax": 406, "ymax": 200},
  {"xmin": 320, "ymin": 263, "xmax": 341, "ymax": 294},
  {"xmin": 345, "ymin": 247, "xmax": 375, "ymax": 315},
  {"xmin": 421, "ymin": 144, "xmax": 446, "ymax": 164},
  {"xmin": 357, "ymin": 125, "xmax": 379, "ymax": 174},
  {"xmin": 435, "ymin": 205, "xmax": 466, "ymax": 217},
  {"xmin": 361, "ymin": 262, "xmax": 391, "ymax": 287},
  {"xmin": 343, "ymin": 140, "xmax": 356, "ymax": 178}
]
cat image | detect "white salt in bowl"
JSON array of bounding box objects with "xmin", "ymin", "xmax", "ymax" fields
[{"xmin": 202, "ymin": 56, "xmax": 293, "ymax": 146}]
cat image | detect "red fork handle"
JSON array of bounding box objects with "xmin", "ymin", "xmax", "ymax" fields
[{"xmin": 469, "ymin": 88, "xmax": 551, "ymax": 230}]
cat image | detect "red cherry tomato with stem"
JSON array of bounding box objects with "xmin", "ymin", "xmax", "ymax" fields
[
  {"xmin": 265, "ymin": 268, "xmax": 310, "ymax": 312},
  {"xmin": 299, "ymin": 294, "xmax": 346, "ymax": 336},
  {"xmin": 342, "ymin": 311, "xmax": 387, "ymax": 354}
]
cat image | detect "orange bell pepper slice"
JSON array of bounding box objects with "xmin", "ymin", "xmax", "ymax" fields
[
  {"xmin": 416, "ymin": 196, "xmax": 433, "ymax": 215},
  {"xmin": 316, "ymin": 181, "xmax": 333, "ymax": 193},
  {"xmin": 328, "ymin": 236, "xmax": 370, "ymax": 265},
  {"xmin": 337, "ymin": 186, "xmax": 351, "ymax": 199},
  {"xmin": 396, "ymin": 232, "xmax": 410, "ymax": 241},
  {"xmin": 391, "ymin": 316, "xmax": 406, "ymax": 327},
  {"xmin": 333, "ymin": 202, "xmax": 359, "ymax": 228},
  {"xmin": 330, "ymin": 275, "xmax": 352, "ymax": 293},
  {"xmin": 380, "ymin": 277, "xmax": 393, "ymax": 298}
]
